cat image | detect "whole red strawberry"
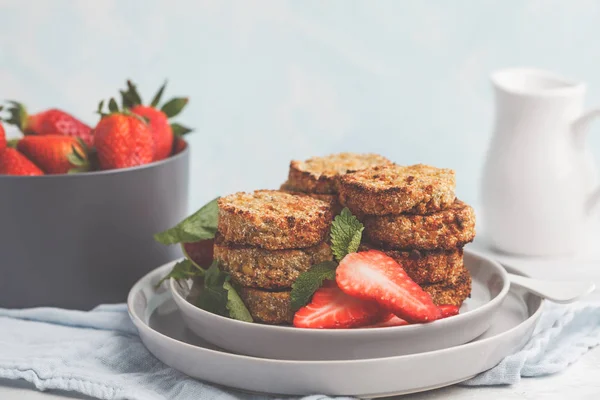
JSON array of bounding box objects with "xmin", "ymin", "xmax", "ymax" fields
[
  {"xmin": 93, "ymin": 100, "xmax": 153, "ymax": 170},
  {"xmin": 4, "ymin": 102, "xmax": 93, "ymax": 146},
  {"xmin": 119, "ymin": 80, "xmax": 192, "ymax": 161},
  {"xmin": 17, "ymin": 135, "xmax": 89, "ymax": 174},
  {"xmin": 0, "ymin": 122, "xmax": 6, "ymax": 153},
  {"xmin": 0, "ymin": 148, "xmax": 44, "ymax": 176}
]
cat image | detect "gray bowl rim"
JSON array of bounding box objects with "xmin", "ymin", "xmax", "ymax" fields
[
  {"xmin": 169, "ymin": 248, "xmax": 510, "ymax": 335},
  {"xmin": 0, "ymin": 142, "xmax": 189, "ymax": 179}
]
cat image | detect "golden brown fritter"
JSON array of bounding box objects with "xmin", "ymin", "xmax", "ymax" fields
[
  {"xmin": 421, "ymin": 267, "xmax": 471, "ymax": 307},
  {"xmin": 217, "ymin": 190, "xmax": 332, "ymax": 250},
  {"xmin": 279, "ymin": 182, "xmax": 343, "ymax": 216},
  {"xmin": 360, "ymin": 244, "xmax": 464, "ymax": 285},
  {"xmin": 215, "ymin": 239, "xmax": 332, "ymax": 289},
  {"xmin": 237, "ymin": 287, "xmax": 293, "ymax": 325},
  {"xmin": 287, "ymin": 153, "xmax": 392, "ymax": 195},
  {"xmin": 338, "ymin": 164, "xmax": 456, "ymax": 216},
  {"xmin": 363, "ymin": 199, "xmax": 476, "ymax": 250}
]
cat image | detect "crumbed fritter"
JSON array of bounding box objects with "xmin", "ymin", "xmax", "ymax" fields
[
  {"xmin": 279, "ymin": 182, "xmax": 343, "ymax": 216},
  {"xmin": 218, "ymin": 190, "xmax": 332, "ymax": 250},
  {"xmin": 338, "ymin": 164, "xmax": 456, "ymax": 215},
  {"xmin": 287, "ymin": 153, "xmax": 392, "ymax": 194},
  {"xmin": 360, "ymin": 244, "xmax": 464, "ymax": 285},
  {"xmin": 363, "ymin": 199, "xmax": 476, "ymax": 250},
  {"xmin": 215, "ymin": 239, "xmax": 333, "ymax": 289},
  {"xmin": 421, "ymin": 267, "xmax": 471, "ymax": 307},
  {"xmin": 238, "ymin": 287, "xmax": 293, "ymax": 325}
]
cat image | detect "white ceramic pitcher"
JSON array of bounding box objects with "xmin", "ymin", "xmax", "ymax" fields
[{"xmin": 481, "ymin": 68, "xmax": 600, "ymax": 256}]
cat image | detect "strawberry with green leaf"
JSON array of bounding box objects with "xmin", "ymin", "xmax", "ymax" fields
[
  {"xmin": 2, "ymin": 102, "xmax": 93, "ymax": 147},
  {"xmin": 16, "ymin": 135, "xmax": 89, "ymax": 174},
  {"xmin": 119, "ymin": 80, "xmax": 192, "ymax": 161},
  {"xmin": 94, "ymin": 99, "xmax": 154, "ymax": 170}
]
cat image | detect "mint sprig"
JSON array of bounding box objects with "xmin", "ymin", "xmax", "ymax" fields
[
  {"xmin": 154, "ymin": 198, "xmax": 219, "ymax": 245},
  {"xmin": 196, "ymin": 261, "xmax": 230, "ymax": 317},
  {"xmin": 330, "ymin": 207, "xmax": 364, "ymax": 262},
  {"xmin": 157, "ymin": 252, "xmax": 253, "ymax": 322},
  {"xmin": 155, "ymin": 259, "xmax": 203, "ymax": 288},
  {"xmin": 195, "ymin": 261, "xmax": 253, "ymax": 322},
  {"xmin": 290, "ymin": 261, "xmax": 337, "ymax": 312},
  {"xmin": 224, "ymin": 281, "xmax": 253, "ymax": 322}
]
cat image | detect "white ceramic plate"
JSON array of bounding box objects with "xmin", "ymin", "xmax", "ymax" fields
[
  {"xmin": 169, "ymin": 249, "xmax": 509, "ymax": 360},
  {"xmin": 127, "ymin": 263, "xmax": 542, "ymax": 397}
]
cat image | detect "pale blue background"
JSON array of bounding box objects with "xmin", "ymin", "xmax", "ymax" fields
[{"xmin": 2, "ymin": 0, "xmax": 600, "ymax": 210}]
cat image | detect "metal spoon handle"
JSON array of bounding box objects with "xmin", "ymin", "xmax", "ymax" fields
[{"xmin": 508, "ymin": 273, "xmax": 596, "ymax": 303}]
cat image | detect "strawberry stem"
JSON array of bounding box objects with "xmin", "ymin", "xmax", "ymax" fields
[
  {"xmin": 170, "ymin": 123, "xmax": 193, "ymax": 136},
  {"xmin": 161, "ymin": 97, "xmax": 188, "ymax": 118},
  {"xmin": 150, "ymin": 80, "xmax": 167, "ymax": 108},
  {"xmin": 4, "ymin": 101, "xmax": 29, "ymax": 132}
]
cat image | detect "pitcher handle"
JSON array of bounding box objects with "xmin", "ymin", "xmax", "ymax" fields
[{"xmin": 573, "ymin": 108, "xmax": 600, "ymax": 214}]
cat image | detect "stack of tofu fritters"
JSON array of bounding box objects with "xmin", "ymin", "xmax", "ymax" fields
[
  {"xmin": 338, "ymin": 164, "xmax": 476, "ymax": 307},
  {"xmin": 215, "ymin": 190, "xmax": 334, "ymax": 324},
  {"xmin": 280, "ymin": 152, "xmax": 393, "ymax": 215}
]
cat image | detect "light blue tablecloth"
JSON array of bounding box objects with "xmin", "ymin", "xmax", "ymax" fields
[{"xmin": 0, "ymin": 302, "xmax": 599, "ymax": 399}]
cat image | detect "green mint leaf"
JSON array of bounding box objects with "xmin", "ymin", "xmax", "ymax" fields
[
  {"xmin": 224, "ymin": 281, "xmax": 253, "ymax": 322},
  {"xmin": 155, "ymin": 259, "xmax": 203, "ymax": 288},
  {"xmin": 290, "ymin": 261, "xmax": 338, "ymax": 311},
  {"xmin": 330, "ymin": 207, "xmax": 364, "ymax": 262},
  {"xmin": 195, "ymin": 261, "xmax": 229, "ymax": 317},
  {"xmin": 154, "ymin": 197, "xmax": 220, "ymax": 245}
]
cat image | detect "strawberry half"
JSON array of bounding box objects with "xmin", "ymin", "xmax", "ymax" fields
[
  {"xmin": 438, "ymin": 304, "xmax": 460, "ymax": 319},
  {"xmin": 367, "ymin": 314, "xmax": 409, "ymax": 328},
  {"xmin": 293, "ymin": 286, "xmax": 384, "ymax": 329},
  {"xmin": 336, "ymin": 250, "xmax": 441, "ymax": 323}
]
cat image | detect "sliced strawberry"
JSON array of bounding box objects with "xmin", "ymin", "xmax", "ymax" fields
[
  {"xmin": 183, "ymin": 239, "xmax": 214, "ymax": 268},
  {"xmin": 366, "ymin": 314, "xmax": 410, "ymax": 328},
  {"xmin": 438, "ymin": 304, "xmax": 460, "ymax": 319},
  {"xmin": 336, "ymin": 250, "xmax": 441, "ymax": 323},
  {"xmin": 293, "ymin": 286, "xmax": 384, "ymax": 329}
]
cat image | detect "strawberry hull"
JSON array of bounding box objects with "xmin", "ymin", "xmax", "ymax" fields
[{"xmin": 0, "ymin": 145, "xmax": 189, "ymax": 309}]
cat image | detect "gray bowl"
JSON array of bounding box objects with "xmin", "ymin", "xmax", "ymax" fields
[{"xmin": 0, "ymin": 146, "xmax": 189, "ymax": 309}]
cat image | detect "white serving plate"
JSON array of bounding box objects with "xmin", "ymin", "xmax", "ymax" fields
[
  {"xmin": 128, "ymin": 263, "xmax": 543, "ymax": 397},
  {"xmin": 169, "ymin": 249, "xmax": 509, "ymax": 360}
]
